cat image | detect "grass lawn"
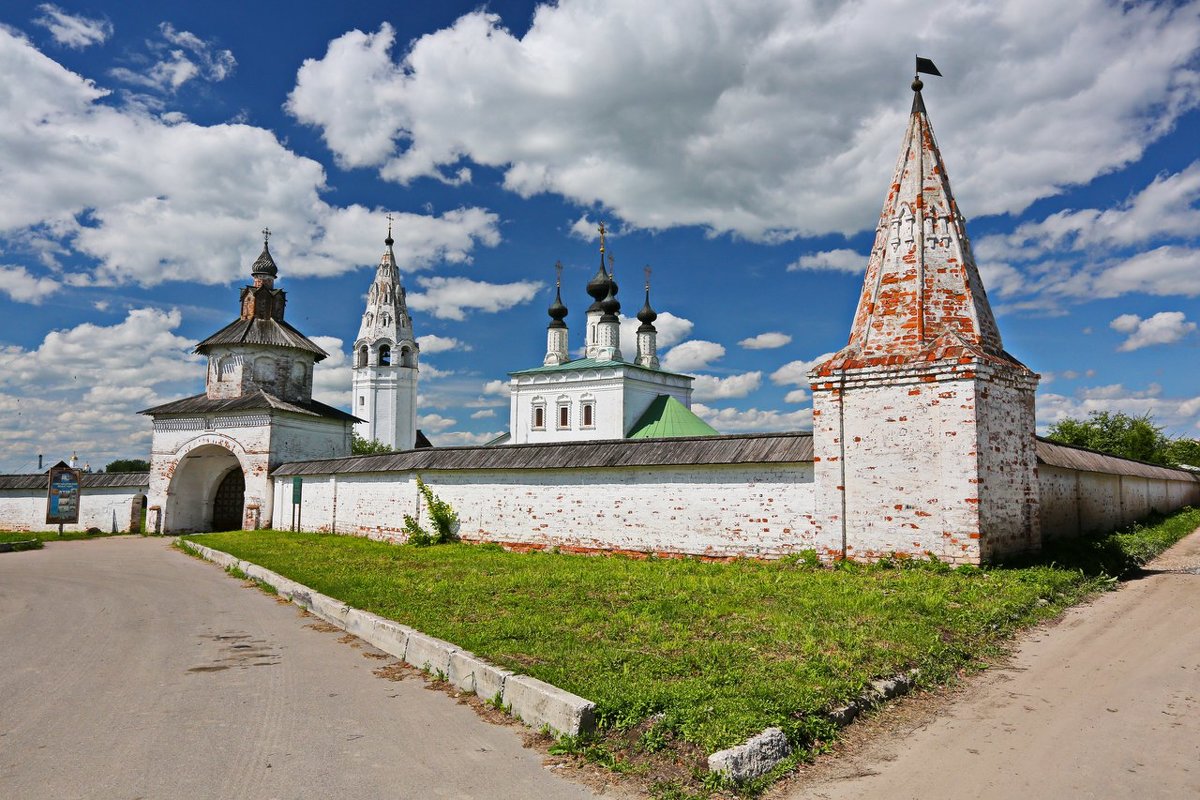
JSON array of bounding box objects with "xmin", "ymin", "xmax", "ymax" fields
[
  {"xmin": 0, "ymin": 530, "xmax": 130, "ymax": 544},
  {"xmin": 184, "ymin": 506, "xmax": 1200, "ymax": 765}
]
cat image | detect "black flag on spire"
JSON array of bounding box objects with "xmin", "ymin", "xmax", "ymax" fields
[{"xmin": 915, "ymin": 56, "xmax": 941, "ymax": 77}]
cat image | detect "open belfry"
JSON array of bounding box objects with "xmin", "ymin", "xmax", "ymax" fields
[{"xmin": 809, "ymin": 68, "xmax": 1040, "ymax": 562}]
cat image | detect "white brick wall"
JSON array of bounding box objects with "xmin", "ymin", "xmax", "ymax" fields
[{"xmin": 0, "ymin": 485, "xmax": 146, "ymax": 533}]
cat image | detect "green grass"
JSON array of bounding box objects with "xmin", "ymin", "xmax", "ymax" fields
[
  {"xmin": 0, "ymin": 530, "xmax": 129, "ymax": 544},
  {"xmin": 184, "ymin": 508, "xmax": 1199, "ymax": 756}
]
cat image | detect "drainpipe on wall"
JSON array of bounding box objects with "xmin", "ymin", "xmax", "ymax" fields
[{"xmin": 837, "ymin": 374, "xmax": 848, "ymax": 560}]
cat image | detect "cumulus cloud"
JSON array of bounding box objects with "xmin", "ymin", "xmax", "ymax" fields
[
  {"xmin": 1037, "ymin": 382, "xmax": 1200, "ymax": 435},
  {"xmin": 470, "ymin": 409, "xmax": 495, "ymax": 419},
  {"xmin": 770, "ymin": 353, "xmax": 836, "ymax": 386},
  {"xmin": 739, "ymin": 331, "xmax": 792, "ymax": 350},
  {"xmin": 110, "ymin": 22, "xmax": 236, "ymax": 92},
  {"xmin": 661, "ymin": 340, "xmax": 725, "ymax": 373},
  {"xmin": 1110, "ymin": 311, "xmax": 1197, "ymax": 351},
  {"xmin": 417, "ymin": 334, "xmax": 467, "ymax": 354},
  {"xmin": 308, "ymin": 334, "xmax": 351, "ymax": 408},
  {"xmin": 693, "ymin": 403, "xmax": 813, "ymax": 433},
  {"xmin": 418, "ymin": 412, "xmax": 456, "ymax": 432},
  {"xmin": 286, "ymin": 2, "xmax": 1200, "ymax": 240},
  {"xmin": 481, "ymin": 379, "xmax": 509, "ymax": 396},
  {"xmin": 784, "ymin": 388, "xmax": 809, "ymax": 403},
  {"xmin": 32, "ymin": 4, "xmax": 112, "ymax": 49},
  {"xmin": 0, "ymin": 265, "xmax": 60, "ymax": 303},
  {"xmin": 0, "ymin": 30, "xmax": 500, "ymax": 287},
  {"xmin": 407, "ymin": 276, "xmax": 542, "ymax": 320},
  {"xmin": 691, "ymin": 371, "xmax": 762, "ymax": 401},
  {"xmin": 433, "ymin": 430, "xmax": 503, "ymax": 447},
  {"xmin": 618, "ymin": 310, "xmax": 693, "ymax": 354},
  {"xmin": 0, "ymin": 308, "xmax": 203, "ymax": 471},
  {"xmin": 787, "ymin": 249, "xmax": 865, "ymax": 273}
]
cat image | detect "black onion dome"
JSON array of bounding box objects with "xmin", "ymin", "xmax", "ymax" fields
[
  {"xmin": 548, "ymin": 285, "xmax": 568, "ymax": 329},
  {"xmin": 586, "ymin": 257, "xmax": 610, "ymax": 304},
  {"xmin": 250, "ymin": 241, "xmax": 278, "ymax": 279},
  {"xmin": 637, "ymin": 288, "xmax": 657, "ymax": 329},
  {"xmin": 600, "ymin": 279, "xmax": 620, "ymax": 320}
]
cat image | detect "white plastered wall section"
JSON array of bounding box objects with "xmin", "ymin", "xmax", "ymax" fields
[
  {"xmin": 1038, "ymin": 466, "xmax": 1200, "ymax": 539},
  {"xmin": 0, "ymin": 486, "xmax": 147, "ymax": 532},
  {"xmin": 272, "ymin": 463, "xmax": 820, "ymax": 558},
  {"xmin": 352, "ymin": 364, "xmax": 418, "ymax": 450}
]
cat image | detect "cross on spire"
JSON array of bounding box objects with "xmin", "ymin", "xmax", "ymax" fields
[
  {"xmin": 554, "ymin": 259, "xmax": 563, "ymax": 287},
  {"xmin": 598, "ymin": 221, "xmax": 607, "ymax": 254},
  {"xmin": 261, "ymin": 227, "xmax": 271, "ymax": 245},
  {"xmin": 386, "ymin": 213, "xmax": 394, "ymax": 237},
  {"xmin": 644, "ymin": 265, "xmax": 652, "ymax": 291}
]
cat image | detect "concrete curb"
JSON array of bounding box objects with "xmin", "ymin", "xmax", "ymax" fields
[
  {"xmin": 180, "ymin": 539, "xmax": 597, "ymax": 736},
  {"xmin": 707, "ymin": 669, "xmax": 921, "ymax": 783},
  {"xmin": 0, "ymin": 539, "xmax": 40, "ymax": 553}
]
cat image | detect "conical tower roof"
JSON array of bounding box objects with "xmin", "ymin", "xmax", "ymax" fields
[{"xmin": 814, "ymin": 78, "xmax": 1026, "ymax": 375}]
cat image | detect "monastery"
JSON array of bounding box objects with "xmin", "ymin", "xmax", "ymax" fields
[{"xmin": 1, "ymin": 75, "xmax": 1197, "ymax": 561}]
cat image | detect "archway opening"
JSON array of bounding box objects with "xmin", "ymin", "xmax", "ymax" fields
[{"xmin": 164, "ymin": 444, "xmax": 244, "ymax": 532}]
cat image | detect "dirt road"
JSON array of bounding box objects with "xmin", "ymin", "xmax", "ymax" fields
[
  {"xmin": 0, "ymin": 536, "xmax": 625, "ymax": 800},
  {"xmin": 781, "ymin": 531, "xmax": 1200, "ymax": 800}
]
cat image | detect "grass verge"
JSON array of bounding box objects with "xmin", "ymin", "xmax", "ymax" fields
[
  {"xmin": 184, "ymin": 507, "xmax": 1199, "ymax": 796},
  {"xmin": 0, "ymin": 530, "xmax": 128, "ymax": 544}
]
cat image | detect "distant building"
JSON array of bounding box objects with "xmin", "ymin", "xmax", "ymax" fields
[
  {"xmin": 351, "ymin": 223, "xmax": 420, "ymax": 450},
  {"xmin": 505, "ymin": 227, "xmax": 715, "ymax": 444},
  {"xmin": 140, "ymin": 234, "xmax": 357, "ymax": 533}
]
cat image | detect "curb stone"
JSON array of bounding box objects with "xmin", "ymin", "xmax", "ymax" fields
[
  {"xmin": 180, "ymin": 539, "xmax": 596, "ymax": 736},
  {"xmin": 708, "ymin": 668, "xmax": 921, "ymax": 783}
]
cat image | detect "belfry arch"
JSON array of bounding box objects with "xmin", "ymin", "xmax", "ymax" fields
[{"xmin": 164, "ymin": 444, "xmax": 245, "ymax": 532}]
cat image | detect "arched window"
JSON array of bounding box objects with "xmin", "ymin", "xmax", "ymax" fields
[
  {"xmin": 254, "ymin": 356, "xmax": 275, "ymax": 383},
  {"xmin": 379, "ymin": 345, "xmax": 391, "ymax": 366},
  {"xmin": 357, "ymin": 345, "xmax": 368, "ymax": 368},
  {"xmin": 558, "ymin": 404, "xmax": 570, "ymax": 429},
  {"xmin": 582, "ymin": 402, "xmax": 594, "ymax": 428},
  {"xmin": 400, "ymin": 346, "xmax": 413, "ymax": 367},
  {"xmin": 532, "ymin": 399, "xmax": 546, "ymax": 430}
]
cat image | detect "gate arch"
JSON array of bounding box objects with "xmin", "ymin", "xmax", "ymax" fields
[{"xmin": 163, "ymin": 444, "xmax": 245, "ymax": 532}]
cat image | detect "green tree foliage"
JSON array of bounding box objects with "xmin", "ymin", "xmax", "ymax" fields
[
  {"xmin": 1046, "ymin": 411, "xmax": 1177, "ymax": 464},
  {"xmin": 1165, "ymin": 437, "xmax": 1200, "ymax": 468},
  {"xmin": 351, "ymin": 432, "xmax": 394, "ymax": 455},
  {"xmin": 103, "ymin": 458, "xmax": 150, "ymax": 473}
]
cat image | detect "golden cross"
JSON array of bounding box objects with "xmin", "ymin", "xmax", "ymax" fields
[{"xmin": 598, "ymin": 221, "xmax": 607, "ymax": 253}]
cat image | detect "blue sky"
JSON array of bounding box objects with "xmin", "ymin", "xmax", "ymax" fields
[{"xmin": 1, "ymin": 0, "xmax": 1199, "ymax": 471}]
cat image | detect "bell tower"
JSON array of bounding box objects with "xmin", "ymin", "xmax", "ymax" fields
[{"xmin": 351, "ymin": 219, "xmax": 419, "ymax": 450}]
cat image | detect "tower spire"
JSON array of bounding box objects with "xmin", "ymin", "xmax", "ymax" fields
[{"xmin": 544, "ymin": 260, "xmax": 569, "ymax": 365}]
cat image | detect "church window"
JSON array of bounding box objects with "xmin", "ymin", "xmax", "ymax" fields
[
  {"xmin": 558, "ymin": 404, "xmax": 570, "ymax": 429},
  {"xmin": 400, "ymin": 345, "xmax": 413, "ymax": 367},
  {"xmin": 379, "ymin": 345, "xmax": 391, "ymax": 366},
  {"xmin": 359, "ymin": 396, "xmax": 365, "ymax": 406},
  {"xmin": 357, "ymin": 345, "xmax": 368, "ymax": 368},
  {"xmin": 532, "ymin": 399, "xmax": 546, "ymax": 430},
  {"xmin": 381, "ymin": 313, "xmax": 391, "ymax": 326},
  {"xmin": 365, "ymin": 313, "xmax": 373, "ymax": 327},
  {"xmin": 581, "ymin": 402, "xmax": 594, "ymax": 428},
  {"xmin": 254, "ymin": 356, "xmax": 275, "ymax": 383}
]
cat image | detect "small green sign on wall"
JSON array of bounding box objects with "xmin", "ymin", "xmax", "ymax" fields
[{"xmin": 292, "ymin": 476, "xmax": 302, "ymax": 504}]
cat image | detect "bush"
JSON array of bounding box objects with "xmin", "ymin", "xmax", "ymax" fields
[{"xmin": 402, "ymin": 477, "xmax": 459, "ymax": 547}]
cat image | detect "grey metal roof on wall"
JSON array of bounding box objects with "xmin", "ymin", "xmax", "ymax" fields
[
  {"xmin": 1036, "ymin": 437, "xmax": 1200, "ymax": 482},
  {"xmin": 139, "ymin": 390, "xmax": 360, "ymax": 423},
  {"xmin": 0, "ymin": 472, "xmax": 149, "ymax": 491},
  {"xmin": 274, "ymin": 431, "xmax": 815, "ymax": 476}
]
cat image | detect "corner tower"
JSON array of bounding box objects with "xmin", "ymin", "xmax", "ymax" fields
[
  {"xmin": 352, "ymin": 221, "xmax": 419, "ymax": 450},
  {"xmin": 808, "ymin": 69, "xmax": 1040, "ymax": 564}
]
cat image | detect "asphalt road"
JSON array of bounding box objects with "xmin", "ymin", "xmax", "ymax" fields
[
  {"xmin": 782, "ymin": 529, "xmax": 1200, "ymax": 800},
  {"xmin": 0, "ymin": 536, "xmax": 625, "ymax": 800}
]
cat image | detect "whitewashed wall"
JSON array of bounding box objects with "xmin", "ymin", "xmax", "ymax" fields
[
  {"xmin": 1038, "ymin": 465, "xmax": 1200, "ymax": 539},
  {"xmin": 273, "ymin": 463, "xmax": 820, "ymax": 558},
  {"xmin": 0, "ymin": 485, "xmax": 147, "ymax": 533}
]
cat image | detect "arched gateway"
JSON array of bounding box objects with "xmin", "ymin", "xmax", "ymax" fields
[{"xmin": 141, "ymin": 233, "xmax": 359, "ymax": 534}]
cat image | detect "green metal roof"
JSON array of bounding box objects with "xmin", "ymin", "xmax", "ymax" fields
[
  {"xmin": 626, "ymin": 395, "xmax": 718, "ymax": 439},
  {"xmin": 509, "ymin": 357, "xmax": 689, "ymax": 379}
]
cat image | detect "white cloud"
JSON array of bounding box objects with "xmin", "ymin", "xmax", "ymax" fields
[
  {"xmin": 308, "ymin": 334, "xmax": 350, "ymax": 408},
  {"xmin": 470, "ymin": 409, "xmax": 496, "ymax": 419},
  {"xmin": 770, "ymin": 353, "xmax": 835, "ymax": 386},
  {"xmin": 618, "ymin": 310, "xmax": 693, "ymax": 354},
  {"xmin": 569, "ymin": 214, "xmax": 601, "ymax": 241},
  {"xmin": 0, "ymin": 265, "xmax": 59, "ymax": 303},
  {"xmin": 1037, "ymin": 383, "xmax": 1200, "ymax": 435},
  {"xmin": 433, "ymin": 430, "xmax": 503, "ymax": 447},
  {"xmin": 739, "ymin": 331, "xmax": 792, "ymax": 350},
  {"xmin": 482, "ymin": 379, "xmax": 509, "ymax": 396},
  {"xmin": 286, "ymin": 2, "xmax": 1200, "ymax": 240},
  {"xmin": 32, "ymin": 4, "xmax": 112, "ymax": 49},
  {"xmin": 408, "ymin": 276, "xmax": 542, "ymax": 320},
  {"xmin": 0, "ymin": 30, "xmax": 501, "ymax": 287},
  {"xmin": 787, "ymin": 249, "xmax": 865, "ymax": 273},
  {"xmin": 693, "ymin": 403, "xmax": 813, "ymax": 433},
  {"xmin": 418, "ymin": 412, "xmax": 456, "ymax": 432},
  {"xmin": 784, "ymin": 388, "xmax": 809, "ymax": 403},
  {"xmin": 0, "ymin": 308, "xmax": 203, "ymax": 471},
  {"xmin": 110, "ymin": 22, "xmax": 236, "ymax": 93},
  {"xmin": 661, "ymin": 340, "xmax": 724, "ymax": 373},
  {"xmin": 691, "ymin": 371, "xmax": 762, "ymax": 401},
  {"xmin": 1110, "ymin": 311, "xmax": 1197, "ymax": 351},
  {"xmin": 417, "ymin": 334, "xmax": 467, "ymax": 354}
]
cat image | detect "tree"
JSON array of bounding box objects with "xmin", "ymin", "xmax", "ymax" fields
[
  {"xmin": 351, "ymin": 432, "xmax": 394, "ymax": 455},
  {"xmin": 1046, "ymin": 411, "xmax": 1172, "ymax": 464},
  {"xmin": 103, "ymin": 458, "xmax": 151, "ymax": 473},
  {"xmin": 1166, "ymin": 438, "xmax": 1200, "ymax": 469}
]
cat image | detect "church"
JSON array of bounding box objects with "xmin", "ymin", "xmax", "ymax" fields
[{"xmin": 46, "ymin": 74, "xmax": 1196, "ymax": 561}]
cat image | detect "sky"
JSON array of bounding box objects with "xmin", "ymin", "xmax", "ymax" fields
[{"xmin": 1, "ymin": 0, "xmax": 1199, "ymax": 472}]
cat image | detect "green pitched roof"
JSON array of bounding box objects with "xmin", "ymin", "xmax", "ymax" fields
[{"xmin": 627, "ymin": 395, "xmax": 718, "ymax": 439}]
